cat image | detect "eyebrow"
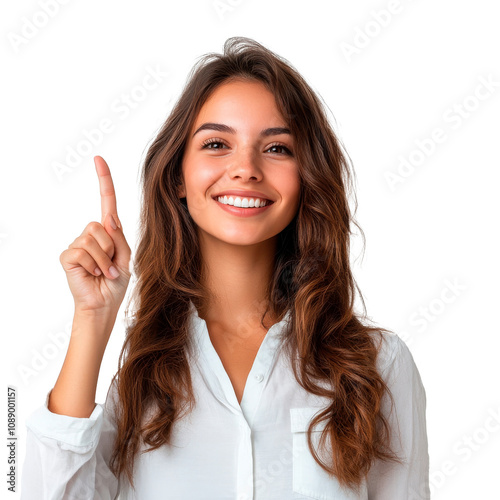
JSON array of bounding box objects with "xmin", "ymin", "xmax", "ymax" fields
[{"xmin": 192, "ymin": 122, "xmax": 292, "ymax": 138}]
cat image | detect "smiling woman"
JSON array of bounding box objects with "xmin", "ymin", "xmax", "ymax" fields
[
  {"xmin": 180, "ymin": 78, "xmax": 301, "ymax": 253},
  {"xmin": 20, "ymin": 36, "xmax": 430, "ymax": 500}
]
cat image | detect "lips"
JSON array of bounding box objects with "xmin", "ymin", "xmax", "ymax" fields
[
  {"xmin": 213, "ymin": 195, "xmax": 274, "ymax": 216},
  {"xmin": 211, "ymin": 191, "xmax": 274, "ymax": 203}
]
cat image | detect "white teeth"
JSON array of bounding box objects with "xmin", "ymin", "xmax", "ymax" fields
[{"xmin": 216, "ymin": 196, "xmax": 270, "ymax": 208}]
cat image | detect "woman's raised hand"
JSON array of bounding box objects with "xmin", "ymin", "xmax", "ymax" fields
[{"xmin": 59, "ymin": 156, "xmax": 132, "ymax": 316}]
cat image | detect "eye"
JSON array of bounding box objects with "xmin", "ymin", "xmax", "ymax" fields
[
  {"xmin": 266, "ymin": 143, "xmax": 293, "ymax": 156},
  {"xmin": 201, "ymin": 138, "xmax": 228, "ymax": 150},
  {"xmin": 200, "ymin": 138, "xmax": 293, "ymax": 156}
]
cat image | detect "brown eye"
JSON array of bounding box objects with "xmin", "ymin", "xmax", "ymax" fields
[
  {"xmin": 266, "ymin": 144, "xmax": 293, "ymax": 156},
  {"xmin": 206, "ymin": 142, "xmax": 224, "ymax": 149},
  {"xmin": 201, "ymin": 138, "xmax": 228, "ymax": 150}
]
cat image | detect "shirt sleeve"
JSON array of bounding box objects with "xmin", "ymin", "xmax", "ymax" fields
[
  {"xmin": 20, "ymin": 379, "xmax": 121, "ymax": 500},
  {"xmin": 366, "ymin": 334, "xmax": 430, "ymax": 500}
]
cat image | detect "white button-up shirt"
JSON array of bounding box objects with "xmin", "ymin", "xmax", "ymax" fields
[{"xmin": 21, "ymin": 301, "xmax": 430, "ymax": 499}]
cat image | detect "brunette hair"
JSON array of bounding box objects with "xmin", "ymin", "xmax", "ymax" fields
[{"xmin": 109, "ymin": 36, "xmax": 400, "ymax": 491}]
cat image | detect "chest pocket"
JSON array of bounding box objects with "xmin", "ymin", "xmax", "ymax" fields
[{"xmin": 290, "ymin": 407, "xmax": 367, "ymax": 500}]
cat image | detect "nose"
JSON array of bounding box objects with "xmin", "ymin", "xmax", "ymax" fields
[{"xmin": 227, "ymin": 146, "xmax": 263, "ymax": 181}]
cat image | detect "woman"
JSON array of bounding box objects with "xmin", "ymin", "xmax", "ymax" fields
[{"xmin": 21, "ymin": 37, "xmax": 429, "ymax": 499}]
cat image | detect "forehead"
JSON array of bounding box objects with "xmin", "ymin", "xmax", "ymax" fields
[
  {"xmin": 194, "ymin": 79, "xmax": 286, "ymax": 124},
  {"xmin": 206, "ymin": 78, "xmax": 272, "ymax": 100}
]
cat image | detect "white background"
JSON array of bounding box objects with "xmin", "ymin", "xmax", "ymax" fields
[{"xmin": 2, "ymin": 1, "xmax": 499, "ymax": 499}]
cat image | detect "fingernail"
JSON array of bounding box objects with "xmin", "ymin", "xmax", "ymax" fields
[
  {"xmin": 109, "ymin": 214, "xmax": 118, "ymax": 230},
  {"xmin": 109, "ymin": 266, "xmax": 119, "ymax": 278}
]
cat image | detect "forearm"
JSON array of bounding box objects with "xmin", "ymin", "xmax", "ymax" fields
[{"xmin": 48, "ymin": 311, "xmax": 116, "ymax": 418}]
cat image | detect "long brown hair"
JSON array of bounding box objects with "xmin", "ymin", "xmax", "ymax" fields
[{"xmin": 109, "ymin": 36, "xmax": 400, "ymax": 491}]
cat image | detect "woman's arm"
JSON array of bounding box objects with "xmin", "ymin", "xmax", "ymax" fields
[
  {"xmin": 20, "ymin": 156, "xmax": 132, "ymax": 498},
  {"xmin": 21, "ymin": 377, "xmax": 121, "ymax": 500},
  {"xmin": 48, "ymin": 310, "xmax": 118, "ymax": 418},
  {"xmin": 366, "ymin": 334, "xmax": 430, "ymax": 500}
]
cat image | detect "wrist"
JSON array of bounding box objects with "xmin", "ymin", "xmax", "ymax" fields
[{"xmin": 72, "ymin": 308, "xmax": 118, "ymax": 338}]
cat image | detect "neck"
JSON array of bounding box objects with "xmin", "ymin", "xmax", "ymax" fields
[{"xmin": 197, "ymin": 230, "xmax": 278, "ymax": 329}]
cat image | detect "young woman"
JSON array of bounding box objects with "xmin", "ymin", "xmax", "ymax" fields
[{"xmin": 21, "ymin": 37, "xmax": 429, "ymax": 499}]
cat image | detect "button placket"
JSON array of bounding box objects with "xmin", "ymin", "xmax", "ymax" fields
[
  {"xmin": 194, "ymin": 314, "xmax": 244, "ymax": 413},
  {"xmin": 240, "ymin": 323, "xmax": 283, "ymax": 425},
  {"xmin": 236, "ymin": 417, "xmax": 254, "ymax": 500}
]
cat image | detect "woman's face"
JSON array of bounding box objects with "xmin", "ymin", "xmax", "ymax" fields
[{"xmin": 180, "ymin": 79, "xmax": 301, "ymax": 247}]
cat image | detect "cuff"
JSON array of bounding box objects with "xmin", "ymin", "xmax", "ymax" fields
[{"xmin": 25, "ymin": 389, "xmax": 104, "ymax": 448}]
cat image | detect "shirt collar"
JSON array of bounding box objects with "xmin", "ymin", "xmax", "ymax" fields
[
  {"xmin": 187, "ymin": 300, "xmax": 292, "ymax": 358},
  {"xmin": 186, "ymin": 299, "xmax": 292, "ymax": 417},
  {"xmin": 188, "ymin": 300, "xmax": 291, "ymax": 326}
]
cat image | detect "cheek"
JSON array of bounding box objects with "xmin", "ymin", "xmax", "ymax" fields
[
  {"xmin": 184, "ymin": 158, "xmax": 218, "ymax": 196},
  {"xmin": 282, "ymin": 177, "xmax": 302, "ymax": 219},
  {"xmin": 278, "ymin": 170, "xmax": 301, "ymax": 205},
  {"xmin": 183, "ymin": 160, "xmax": 223, "ymax": 215}
]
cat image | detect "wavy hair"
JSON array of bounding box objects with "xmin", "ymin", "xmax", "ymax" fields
[{"xmin": 109, "ymin": 36, "xmax": 401, "ymax": 491}]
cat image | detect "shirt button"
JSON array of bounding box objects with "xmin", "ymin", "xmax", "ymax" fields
[{"xmin": 254, "ymin": 373, "xmax": 264, "ymax": 382}]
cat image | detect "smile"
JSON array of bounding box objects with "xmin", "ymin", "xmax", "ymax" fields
[
  {"xmin": 214, "ymin": 195, "xmax": 272, "ymax": 208},
  {"xmin": 212, "ymin": 196, "xmax": 274, "ymax": 217}
]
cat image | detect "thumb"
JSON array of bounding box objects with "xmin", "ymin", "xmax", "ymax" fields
[{"xmin": 104, "ymin": 212, "xmax": 131, "ymax": 273}]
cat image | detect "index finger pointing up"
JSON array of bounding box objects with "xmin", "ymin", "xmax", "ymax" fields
[{"xmin": 94, "ymin": 155, "xmax": 120, "ymax": 227}]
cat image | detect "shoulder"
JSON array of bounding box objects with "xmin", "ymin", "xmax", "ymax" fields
[{"xmin": 371, "ymin": 330, "xmax": 421, "ymax": 384}]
